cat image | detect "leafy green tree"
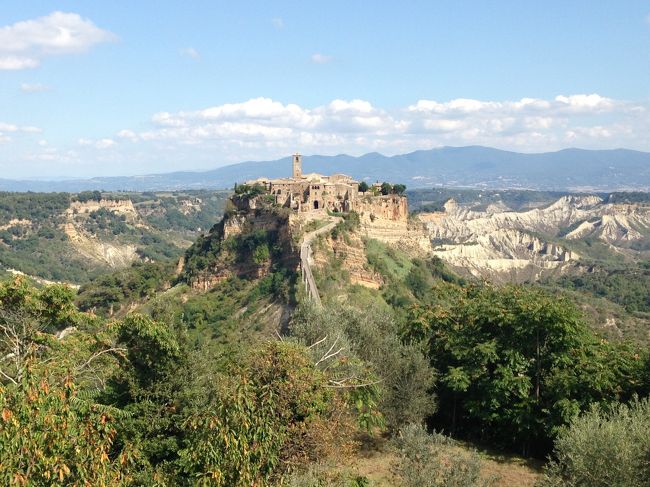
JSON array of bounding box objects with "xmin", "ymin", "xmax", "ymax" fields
[
  {"xmin": 178, "ymin": 378, "xmax": 284, "ymax": 486},
  {"xmin": 0, "ymin": 277, "xmax": 100, "ymax": 385},
  {"xmin": 178, "ymin": 341, "xmax": 349, "ymax": 486},
  {"xmin": 0, "ymin": 374, "xmax": 132, "ymax": 486},
  {"xmin": 380, "ymin": 182, "xmax": 392, "ymax": 196},
  {"xmin": 404, "ymin": 283, "xmax": 644, "ymax": 455},
  {"xmin": 104, "ymin": 314, "xmax": 191, "ymax": 481},
  {"xmin": 392, "ymin": 183, "xmax": 407, "ymax": 195},
  {"xmin": 290, "ymin": 303, "xmax": 436, "ymax": 431},
  {"xmin": 358, "ymin": 181, "xmax": 369, "ymax": 193}
]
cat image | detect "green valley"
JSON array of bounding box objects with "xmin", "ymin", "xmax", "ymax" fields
[{"xmin": 2, "ymin": 183, "xmax": 650, "ymax": 486}]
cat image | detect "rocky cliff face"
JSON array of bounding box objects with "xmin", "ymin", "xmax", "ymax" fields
[
  {"xmin": 356, "ymin": 195, "xmax": 432, "ymax": 255},
  {"xmin": 564, "ymin": 204, "xmax": 650, "ymax": 243},
  {"xmin": 418, "ymin": 195, "xmax": 650, "ymax": 282},
  {"xmin": 182, "ymin": 205, "xmax": 299, "ymax": 291},
  {"xmin": 63, "ymin": 199, "xmax": 141, "ymax": 268},
  {"xmin": 63, "ymin": 221, "xmax": 138, "ymax": 268},
  {"xmin": 67, "ymin": 199, "xmax": 140, "ymax": 221},
  {"xmin": 313, "ymin": 230, "xmax": 384, "ymax": 289}
]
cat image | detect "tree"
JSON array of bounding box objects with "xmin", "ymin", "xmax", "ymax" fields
[
  {"xmin": 392, "ymin": 183, "xmax": 407, "ymax": 195},
  {"xmin": 0, "ymin": 278, "xmax": 132, "ymax": 484},
  {"xmin": 0, "ymin": 277, "xmax": 98, "ymax": 385},
  {"xmin": 403, "ymin": 283, "xmax": 644, "ymax": 455},
  {"xmin": 358, "ymin": 181, "xmax": 369, "ymax": 193},
  {"xmin": 290, "ymin": 303, "xmax": 436, "ymax": 431},
  {"xmin": 104, "ymin": 314, "xmax": 190, "ymax": 481},
  {"xmin": 178, "ymin": 341, "xmax": 352, "ymax": 486},
  {"xmin": 380, "ymin": 182, "xmax": 392, "ymax": 196},
  {"xmin": 76, "ymin": 190, "xmax": 102, "ymax": 203},
  {"xmin": 0, "ymin": 374, "xmax": 131, "ymax": 485}
]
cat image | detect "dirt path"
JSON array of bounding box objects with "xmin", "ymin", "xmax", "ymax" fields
[{"xmin": 299, "ymin": 217, "xmax": 340, "ymax": 306}]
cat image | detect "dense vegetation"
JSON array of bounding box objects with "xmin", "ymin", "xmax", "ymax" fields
[
  {"xmin": 181, "ymin": 202, "xmax": 295, "ymax": 291},
  {"xmin": 129, "ymin": 190, "xmax": 229, "ymax": 233},
  {"xmin": 0, "ymin": 190, "xmax": 228, "ymax": 284},
  {"xmin": 76, "ymin": 261, "xmax": 177, "ymax": 315},
  {"xmin": 548, "ymin": 262, "xmax": 650, "ymax": 314},
  {"xmin": 404, "ymin": 283, "xmax": 646, "ymax": 456},
  {"xmin": 2, "ymin": 188, "xmax": 650, "ymax": 485},
  {"xmin": 0, "ymin": 278, "xmax": 367, "ymax": 485}
]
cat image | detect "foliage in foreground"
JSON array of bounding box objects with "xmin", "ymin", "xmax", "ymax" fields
[
  {"xmin": 396, "ymin": 423, "xmax": 495, "ymax": 487},
  {"xmin": 404, "ymin": 283, "xmax": 646, "ymax": 455},
  {"xmin": 0, "ymin": 277, "xmax": 130, "ymax": 484},
  {"xmin": 290, "ymin": 303, "xmax": 436, "ymax": 432},
  {"xmin": 0, "ymin": 277, "xmax": 362, "ymax": 486},
  {"xmin": 539, "ymin": 398, "xmax": 650, "ymax": 487},
  {"xmin": 0, "ymin": 375, "xmax": 131, "ymax": 486}
]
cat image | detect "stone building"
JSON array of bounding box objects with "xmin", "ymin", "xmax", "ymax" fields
[{"xmin": 246, "ymin": 153, "xmax": 360, "ymax": 212}]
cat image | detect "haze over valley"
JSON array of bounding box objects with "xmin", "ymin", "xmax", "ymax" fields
[{"xmin": 3, "ymin": 146, "xmax": 650, "ymax": 193}]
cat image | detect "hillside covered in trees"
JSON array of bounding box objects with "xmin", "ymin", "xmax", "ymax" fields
[
  {"xmin": 1, "ymin": 187, "xmax": 650, "ymax": 486},
  {"xmin": 0, "ymin": 190, "xmax": 228, "ymax": 283}
]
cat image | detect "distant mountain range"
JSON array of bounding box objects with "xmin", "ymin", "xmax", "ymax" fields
[{"xmin": 2, "ymin": 146, "xmax": 650, "ymax": 193}]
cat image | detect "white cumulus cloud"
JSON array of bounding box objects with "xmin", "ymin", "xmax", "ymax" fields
[
  {"xmin": 13, "ymin": 93, "xmax": 650, "ymax": 177},
  {"xmin": 0, "ymin": 121, "xmax": 42, "ymax": 146},
  {"xmin": 116, "ymin": 129, "xmax": 139, "ymax": 142},
  {"xmin": 0, "ymin": 11, "xmax": 116, "ymax": 70},
  {"xmin": 554, "ymin": 94, "xmax": 616, "ymax": 113},
  {"xmin": 0, "ymin": 122, "xmax": 41, "ymax": 133},
  {"xmin": 95, "ymin": 138, "xmax": 116, "ymax": 149},
  {"xmin": 79, "ymin": 137, "xmax": 116, "ymax": 149},
  {"xmin": 113, "ymin": 94, "xmax": 649, "ymax": 159}
]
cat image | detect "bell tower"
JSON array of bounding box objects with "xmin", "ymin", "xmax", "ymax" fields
[{"xmin": 292, "ymin": 153, "xmax": 302, "ymax": 179}]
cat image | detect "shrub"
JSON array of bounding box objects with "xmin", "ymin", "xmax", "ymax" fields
[
  {"xmin": 234, "ymin": 183, "xmax": 267, "ymax": 197},
  {"xmin": 178, "ymin": 341, "xmax": 353, "ymax": 486},
  {"xmin": 395, "ymin": 424, "xmax": 495, "ymax": 487},
  {"xmin": 290, "ymin": 304, "xmax": 435, "ymax": 431},
  {"xmin": 539, "ymin": 398, "xmax": 650, "ymax": 487}
]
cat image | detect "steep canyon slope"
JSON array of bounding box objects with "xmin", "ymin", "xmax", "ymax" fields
[
  {"xmin": 418, "ymin": 195, "xmax": 650, "ymax": 282},
  {"xmin": 0, "ymin": 191, "xmax": 228, "ymax": 283}
]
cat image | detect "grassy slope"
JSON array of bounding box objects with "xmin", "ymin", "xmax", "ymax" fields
[{"xmin": 337, "ymin": 442, "xmax": 542, "ymax": 487}]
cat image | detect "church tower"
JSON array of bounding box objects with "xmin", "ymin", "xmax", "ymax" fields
[{"xmin": 292, "ymin": 153, "xmax": 302, "ymax": 179}]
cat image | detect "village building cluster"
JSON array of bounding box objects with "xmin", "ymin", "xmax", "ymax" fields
[{"xmin": 245, "ymin": 154, "xmax": 361, "ymax": 212}]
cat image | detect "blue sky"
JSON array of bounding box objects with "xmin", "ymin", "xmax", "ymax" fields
[{"xmin": 1, "ymin": 1, "xmax": 650, "ymax": 178}]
